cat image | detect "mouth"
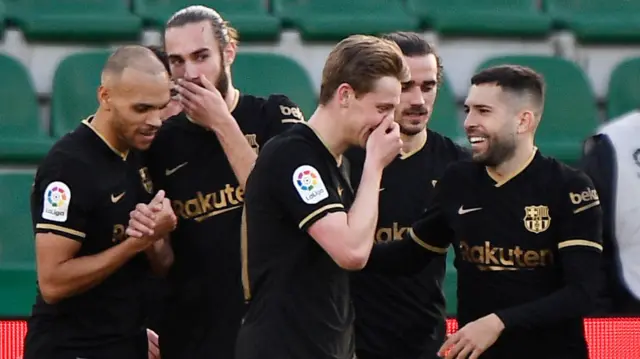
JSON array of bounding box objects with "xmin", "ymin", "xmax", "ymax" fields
[
  {"xmin": 468, "ymin": 136, "xmax": 488, "ymax": 151},
  {"xmin": 139, "ymin": 129, "xmax": 158, "ymax": 141}
]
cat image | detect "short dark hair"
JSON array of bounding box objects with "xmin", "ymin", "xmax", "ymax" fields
[
  {"xmin": 165, "ymin": 5, "xmax": 239, "ymax": 50},
  {"xmin": 381, "ymin": 31, "xmax": 443, "ymax": 86},
  {"xmin": 146, "ymin": 45, "xmax": 171, "ymax": 75},
  {"xmin": 319, "ymin": 35, "xmax": 410, "ymax": 106},
  {"xmin": 102, "ymin": 45, "xmax": 164, "ymax": 77},
  {"xmin": 471, "ymin": 65, "xmax": 545, "ymax": 110}
]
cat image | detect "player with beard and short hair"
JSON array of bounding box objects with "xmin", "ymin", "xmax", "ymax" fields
[
  {"xmin": 345, "ymin": 32, "xmax": 469, "ymax": 359},
  {"xmin": 125, "ymin": 5, "xmax": 306, "ymax": 359},
  {"xmin": 23, "ymin": 45, "xmax": 177, "ymax": 359},
  {"xmin": 365, "ymin": 65, "xmax": 603, "ymax": 359}
]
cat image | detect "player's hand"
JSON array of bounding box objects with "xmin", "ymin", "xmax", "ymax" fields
[
  {"xmin": 176, "ymin": 75, "xmax": 233, "ymax": 131},
  {"xmin": 438, "ymin": 313, "xmax": 504, "ymax": 359},
  {"xmin": 147, "ymin": 328, "xmax": 160, "ymax": 359},
  {"xmin": 126, "ymin": 190, "xmax": 177, "ymax": 244},
  {"xmin": 364, "ymin": 115, "xmax": 402, "ymax": 171}
]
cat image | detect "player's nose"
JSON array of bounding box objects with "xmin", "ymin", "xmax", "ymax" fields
[
  {"xmin": 408, "ymin": 87, "xmax": 424, "ymax": 106},
  {"xmin": 184, "ymin": 61, "xmax": 199, "ymax": 80}
]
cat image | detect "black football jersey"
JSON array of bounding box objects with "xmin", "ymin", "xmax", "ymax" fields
[
  {"xmin": 144, "ymin": 93, "xmax": 304, "ymax": 358},
  {"xmin": 406, "ymin": 149, "xmax": 602, "ymax": 359},
  {"xmin": 236, "ymin": 123, "xmax": 356, "ymax": 359},
  {"xmin": 25, "ymin": 118, "xmax": 153, "ymax": 359},
  {"xmin": 346, "ymin": 130, "xmax": 468, "ymax": 358}
]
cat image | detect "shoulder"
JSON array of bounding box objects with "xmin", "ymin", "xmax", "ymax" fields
[
  {"xmin": 541, "ymin": 156, "xmax": 595, "ymax": 192},
  {"xmin": 38, "ymin": 135, "xmax": 94, "ymax": 179},
  {"xmin": 259, "ymin": 126, "xmax": 315, "ymax": 161}
]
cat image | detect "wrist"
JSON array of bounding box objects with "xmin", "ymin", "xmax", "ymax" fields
[
  {"xmin": 489, "ymin": 313, "xmax": 506, "ymax": 332},
  {"xmin": 362, "ymin": 158, "xmax": 384, "ymax": 178},
  {"xmin": 208, "ymin": 114, "xmax": 236, "ymax": 133}
]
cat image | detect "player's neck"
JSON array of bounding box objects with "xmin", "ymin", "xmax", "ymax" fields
[
  {"xmin": 400, "ymin": 129, "xmax": 427, "ymax": 155},
  {"xmin": 489, "ymin": 144, "xmax": 536, "ymax": 180},
  {"xmin": 91, "ymin": 110, "xmax": 129, "ymax": 155},
  {"xmin": 224, "ymin": 84, "xmax": 240, "ymax": 112},
  {"xmin": 307, "ymin": 109, "xmax": 348, "ymax": 163}
]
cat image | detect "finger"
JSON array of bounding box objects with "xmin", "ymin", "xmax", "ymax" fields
[
  {"xmin": 178, "ymin": 79, "xmax": 207, "ymax": 95},
  {"xmin": 455, "ymin": 344, "xmax": 474, "ymax": 359},
  {"xmin": 469, "ymin": 348, "xmax": 483, "ymax": 359},
  {"xmin": 179, "ymin": 94, "xmax": 197, "ymax": 113},
  {"xmin": 135, "ymin": 203, "xmax": 157, "ymax": 221},
  {"xmin": 128, "ymin": 218, "xmax": 154, "ymax": 237},
  {"xmin": 131, "ymin": 211, "xmax": 156, "ymax": 231},
  {"xmin": 447, "ymin": 339, "xmax": 468, "ymax": 359},
  {"xmin": 373, "ymin": 115, "xmax": 395, "ymax": 135},
  {"xmin": 438, "ymin": 334, "xmax": 457, "ymax": 357},
  {"xmin": 125, "ymin": 227, "xmax": 144, "ymax": 238},
  {"xmin": 149, "ymin": 190, "xmax": 165, "ymax": 207},
  {"xmin": 199, "ymin": 74, "xmax": 218, "ymax": 93}
]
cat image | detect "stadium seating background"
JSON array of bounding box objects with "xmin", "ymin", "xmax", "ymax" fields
[{"xmin": 2, "ymin": 0, "xmax": 640, "ymax": 325}]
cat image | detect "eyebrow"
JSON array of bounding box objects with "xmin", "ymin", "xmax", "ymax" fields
[
  {"xmin": 464, "ymin": 103, "xmax": 493, "ymax": 110},
  {"xmin": 168, "ymin": 48, "xmax": 209, "ymax": 59},
  {"xmin": 134, "ymin": 99, "xmax": 172, "ymax": 109}
]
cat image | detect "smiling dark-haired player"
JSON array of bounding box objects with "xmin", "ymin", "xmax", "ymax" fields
[
  {"xmin": 345, "ymin": 32, "xmax": 469, "ymax": 359},
  {"xmin": 365, "ymin": 65, "xmax": 603, "ymax": 359}
]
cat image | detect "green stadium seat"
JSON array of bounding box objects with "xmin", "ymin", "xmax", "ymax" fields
[
  {"xmin": 430, "ymin": 76, "xmax": 466, "ymax": 144},
  {"xmin": 444, "ymin": 247, "xmax": 457, "ymax": 315},
  {"xmin": 4, "ymin": 0, "xmax": 141, "ymax": 42},
  {"xmin": 132, "ymin": 0, "xmax": 280, "ymax": 42},
  {"xmin": 232, "ymin": 52, "xmax": 317, "ymax": 119},
  {"xmin": 407, "ymin": 0, "xmax": 552, "ymax": 38},
  {"xmin": 0, "ymin": 55, "xmax": 53, "ymax": 163},
  {"xmin": 0, "ymin": 1, "xmax": 6, "ymax": 38},
  {"xmin": 51, "ymin": 51, "xmax": 110, "ymax": 138},
  {"xmin": 544, "ymin": 0, "xmax": 640, "ymax": 43},
  {"xmin": 475, "ymin": 55, "xmax": 599, "ymax": 165},
  {"xmin": 272, "ymin": 0, "xmax": 419, "ymax": 41},
  {"xmin": 0, "ymin": 172, "xmax": 37, "ymax": 317},
  {"xmin": 607, "ymin": 57, "xmax": 640, "ymax": 120}
]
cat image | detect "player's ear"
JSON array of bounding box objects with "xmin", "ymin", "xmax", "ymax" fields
[
  {"xmin": 223, "ymin": 42, "xmax": 237, "ymax": 67},
  {"xmin": 517, "ymin": 110, "xmax": 535, "ymax": 134},
  {"xmin": 97, "ymin": 85, "xmax": 112, "ymax": 111},
  {"xmin": 336, "ymin": 83, "xmax": 353, "ymax": 108}
]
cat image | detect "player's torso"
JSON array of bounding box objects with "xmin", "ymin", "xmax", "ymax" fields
[
  {"xmin": 347, "ymin": 132, "xmax": 461, "ymax": 355},
  {"xmin": 443, "ymin": 157, "xmax": 567, "ymax": 323},
  {"xmin": 242, "ymin": 126, "xmax": 356, "ymax": 358}
]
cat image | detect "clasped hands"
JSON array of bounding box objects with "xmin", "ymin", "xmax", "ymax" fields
[{"xmin": 126, "ymin": 190, "xmax": 177, "ymax": 249}]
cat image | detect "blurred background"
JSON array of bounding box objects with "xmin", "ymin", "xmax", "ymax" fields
[{"xmin": 1, "ymin": 1, "xmax": 640, "ymax": 357}]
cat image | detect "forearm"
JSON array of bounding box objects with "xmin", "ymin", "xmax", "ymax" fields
[
  {"xmin": 344, "ymin": 164, "xmax": 383, "ymax": 258},
  {"xmin": 145, "ymin": 237, "xmax": 174, "ymax": 276},
  {"xmin": 42, "ymin": 238, "xmax": 142, "ymax": 303},
  {"xmin": 212, "ymin": 118, "xmax": 258, "ymax": 189},
  {"xmin": 495, "ymin": 250, "xmax": 601, "ymax": 330},
  {"xmin": 365, "ymin": 236, "xmax": 440, "ymax": 275}
]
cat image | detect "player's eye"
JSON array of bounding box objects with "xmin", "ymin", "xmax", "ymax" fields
[{"xmin": 133, "ymin": 105, "xmax": 152, "ymax": 113}]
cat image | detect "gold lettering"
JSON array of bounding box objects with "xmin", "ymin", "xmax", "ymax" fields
[
  {"xmin": 112, "ymin": 224, "xmax": 126, "ymax": 243},
  {"xmin": 375, "ymin": 222, "xmax": 410, "ymax": 243},
  {"xmin": 569, "ymin": 187, "xmax": 599, "ymax": 205},
  {"xmin": 172, "ymin": 184, "xmax": 245, "ymax": 221},
  {"xmin": 459, "ymin": 240, "xmax": 554, "ymax": 270},
  {"xmin": 280, "ymin": 105, "xmax": 304, "ymax": 121}
]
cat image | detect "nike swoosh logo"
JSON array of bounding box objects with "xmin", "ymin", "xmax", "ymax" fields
[
  {"xmin": 379, "ymin": 188, "xmax": 385, "ymax": 192},
  {"xmin": 111, "ymin": 192, "xmax": 125, "ymax": 203},
  {"xmin": 458, "ymin": 205, "xmax": 482, "ymax": 215},
  {"xmin": 166, "ymin": 162, "xmax": 188, "ymax": 176}
]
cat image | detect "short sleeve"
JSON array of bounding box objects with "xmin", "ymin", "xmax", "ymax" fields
[
  {"xmin": 32, "ymin": 158, "xmax": 93, "ymax": 242},
  {"xmin": 557, "ymin": 170, "xmax": 604, "ymax": 253},
  {"xmin": 409, "ymin": 171, "xmax": 454, "ymax": 254},
  {"xmin": 272, "ymin": 140, "xmax": 345, "ymax": 232},
  {"xmin": 264, "ymin": 95, "xmax": 305, "ymax": 140}
]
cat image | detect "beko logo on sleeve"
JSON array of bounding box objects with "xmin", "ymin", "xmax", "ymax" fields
[{"xmin": 292, "ymin": 165, "xmax": 328, "ymax": 204}]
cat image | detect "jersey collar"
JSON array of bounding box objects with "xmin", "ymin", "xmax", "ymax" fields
[
  {"xmin": 486, "ymin": 147, "xmax": 538, "ymax": 187},
  {"xmin": 81, "ymin": 117, "xmax": 129, "ymax": 161}
]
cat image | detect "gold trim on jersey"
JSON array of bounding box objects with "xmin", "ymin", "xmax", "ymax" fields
[
  {"xmin": 400, "ymin": 131, "xmax": 427, "ymax": 160},
  {"xmin": 300, "ymin": 122, "xmax": 342, "ymax": 165},
  {"xmin": 240, "ymin": 205, "xmax": 251, "ymax": 301},
  {"xmin": 558, "ymin": 239, "xmax": 603, "ymax": 252},
  {"xmin": 408, "ymin": 228, "xmax": 448, "ymax": 254},
  {"xmin": 281, "ymin": 118, "xmax": 305, "ymax": 124},
  {"xmin": 36, "ymin": 223, "xmax": 86, "ymax": 239},
  {"xmin": 298, "ymin": 203, "xmax": 344, "ymax": 229},
  {"xmin": 82, "ymin": 118, "xmax": 129, "ymax": 160},
  {"xmin": 486, "ymin": 147, "xmax": 537, "ymax": 187}
]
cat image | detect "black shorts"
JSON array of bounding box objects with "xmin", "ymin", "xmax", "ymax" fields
[{"xmin": 23, "ymin": 331, "xmax": 147, "ymax": 359}]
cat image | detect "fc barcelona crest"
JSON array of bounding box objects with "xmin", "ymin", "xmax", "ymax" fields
[
  {"xmin": 139, "ymin": 167, "xmax": 154, "ymax": 194},
  {"xmin": 523, "ymin": 205, "xmax": 551, "ymax": 234}
]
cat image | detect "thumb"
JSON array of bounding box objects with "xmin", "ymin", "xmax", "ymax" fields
[
  {"xmin": 374, "ymin": 115, "xmax": 394, "ymax": 135},
  {"xmin": 149, "ymin": 190, "xmax": 165, "ymax": 207}
]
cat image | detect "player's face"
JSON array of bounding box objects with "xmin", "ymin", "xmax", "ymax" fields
[
  {"xmin": 347, "ymin": 76, "xmax": 402, "ymax": 148},
  {"xmin": 396, "ymin": 54, "xmax": 438, "ymax": 136},
  {"xmin": 463, "ymin": 84, "xmax": 518, "ymax": 166},
  {"xmin": 108, "ymin": 69, "xmax": 172, "ymax": 150},
  {"xmin": 164, "ymin": 20, "xmax": 233, "ymax": 98}
]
